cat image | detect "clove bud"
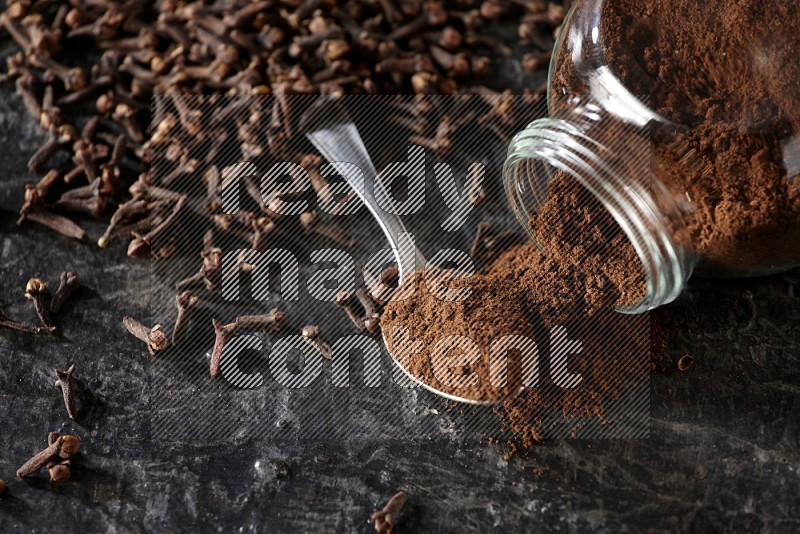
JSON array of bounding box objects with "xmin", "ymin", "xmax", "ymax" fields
[
  {"xmin": 371, "ymin": 491, "xmax": 407, "ymax": 534},
  {"xmin": 123, "ymin": 316, "xmax": 170, "ymax": 355},
  {"xmin": 172, "ymin": 290, "xmax": 200, "ymax": 345},
  {"xmin": 50, "ymin": 270, "xmax": 80, "ymax": 313},
  {"xmin": 54, "ymin": 363, "xmax": 78, "ymax": 420},
  {"xmin": 301, "ymin": 324, "xmax": 332, "ymax": 359},
  {"xmin": 25, "ymin": 277, "xmax": 55, "ymax": 331}
]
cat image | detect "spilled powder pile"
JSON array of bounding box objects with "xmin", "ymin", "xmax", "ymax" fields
[
  {"xmin": 525, "ymin": 172, "xmax": 647, "ymax": 309},
  {"xmin": 553, "ymin": 0, "xmax": 800, "ymax": 272},
  {"xmin": 381, "ymin": 173, "xmax": 650, "ymax": 442},
  {"xmin": 485, "ymin": 242, "xmax": 648, "ymax": 444}
]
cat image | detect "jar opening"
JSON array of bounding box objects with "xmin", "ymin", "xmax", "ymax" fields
[{"xmin": 503, "ymin": 117, "xmax": 696, "ymax": 312}]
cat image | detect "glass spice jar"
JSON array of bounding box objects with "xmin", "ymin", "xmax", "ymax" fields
[{"xmin": 503, "ymin": 0, "xmax": 800, "ymax": 312}]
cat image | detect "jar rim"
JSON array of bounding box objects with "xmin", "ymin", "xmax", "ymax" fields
[{"xmin": 503, "ymin": 115, "xmax": 697, "ymax": 312}]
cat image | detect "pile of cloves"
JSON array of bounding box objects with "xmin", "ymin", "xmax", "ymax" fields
[
  {"xmin": 0, "ymin": 0, "xmax": 562, "ymax": 248},
  {"xmin": 2, "ymin": 0, "xmax": 563, "ymax": 368}
]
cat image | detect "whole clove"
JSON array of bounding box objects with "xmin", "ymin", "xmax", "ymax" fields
[
  {"xmin": 97, "ymin": 197, "xmax": 151, "ymax": 248},
  {"xmin": 18, "ymin": 185, "xmax": 87, "ymax": 241},
  {"xmin": 299, "ymin": 210, "xmax": 356, "ymax": 248},
  {"xmin": 301, "ymin": 324, "xmax": 333, "ymax": 359},
  {"xmin": 335, "ymin": 290, "xmax": 366, "ymax": 332},
  {"xmin": 235, "ymin": 309, "xmax": 288, "ymax": 331},
  {"xmin": 209, "ymin": 319, "xmax": 238, "ymax": 378},
  {"xmin": 50, "ymin": 270, "xmax": 80, "ymax": 313},
  {"xmin": 27, "ymin": 124, "xmax": 75, "ymax": 172},
  {"xmin": 123, "ymin": 316, "xmax": 170, "ymax": 355},
  {"xmin": 172, "ymin": 290, "xmax": 200, "ymax": 345},
  {"xmin": 24, "ymin": 277, "xmax": 55, "ymax": 331},
  {"xmin": 176, "ymin": 246, "xmax": 223, "ymax": 291},
  {"xmin": 0, "ymin": 311, "xmax": 52, "ymax": 335},
  {"xmin": 54, "ymin": 363, "xmax": 77, "ymax": 420},
  {"xmin": 371, "ymin": 491, "xmax": 407, "ymax": 534}
]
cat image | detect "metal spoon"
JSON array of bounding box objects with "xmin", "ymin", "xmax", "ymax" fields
[{"xmin": 301, "ymin": 98, "xmax": 516, "ymax": 405}]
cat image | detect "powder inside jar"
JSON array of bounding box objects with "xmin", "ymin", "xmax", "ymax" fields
[
  {"xmin": 526, "ymin": 171, "xmax": 647, "ymax": 310},
  {"xmin": 553, "ymin": 0, "xmax": 800, "ymax": 272}
]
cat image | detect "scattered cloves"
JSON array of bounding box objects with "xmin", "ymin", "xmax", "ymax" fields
[
  {"xmin": 0, "ymin": 0, "xmax": 556, "ymax": 392},
  {"xmin": 0, "ymin": 311, "xmax": 51, "ymax": 335}
]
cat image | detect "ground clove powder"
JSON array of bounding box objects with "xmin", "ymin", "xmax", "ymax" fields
[{"xmin": 381, "ymin": 174, "xmax": 650, "ymax": 441}]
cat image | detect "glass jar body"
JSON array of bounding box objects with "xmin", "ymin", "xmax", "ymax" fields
[{"xmin": 505, "ymin": 0, "xmax": 800, "ymax": 310}]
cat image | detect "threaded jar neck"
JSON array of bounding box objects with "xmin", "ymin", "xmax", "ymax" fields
[{"xmin": 503, "ymin": 103, "xmax": 696, "ymax": 312}]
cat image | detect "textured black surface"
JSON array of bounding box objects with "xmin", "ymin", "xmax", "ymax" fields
[{"xmin": 1, "ymin": 84, "xmax": 800, "ymax": 534}]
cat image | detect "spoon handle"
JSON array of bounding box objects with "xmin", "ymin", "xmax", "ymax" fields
[{"xmin": 303, "ymin": 104, "xmax": 426, "ymax": 282}]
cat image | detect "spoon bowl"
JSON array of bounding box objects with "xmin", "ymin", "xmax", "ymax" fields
[{"xmin": 301, "ymin": 97, "xmax": 520, "ymax": 406}]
